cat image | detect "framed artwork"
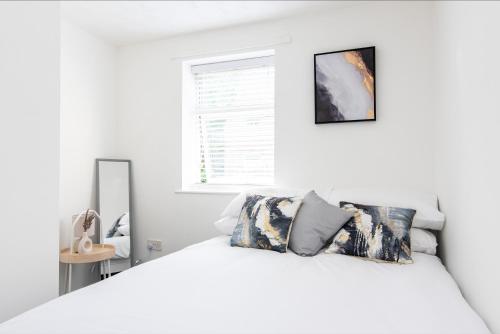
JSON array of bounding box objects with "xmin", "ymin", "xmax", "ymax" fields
[{"xmin": 314, "ymin": 46, "xmax": 375, "ymax": 124}]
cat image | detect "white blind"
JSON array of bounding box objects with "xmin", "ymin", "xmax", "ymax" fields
[{"xmin": 192, "ymin": 56, "xmax": 275, "ymax": 185}]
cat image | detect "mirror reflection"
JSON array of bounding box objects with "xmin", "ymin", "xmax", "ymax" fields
[{"xmin": 97, "ymin": 159, "xmax": 132, "ymax": 274}]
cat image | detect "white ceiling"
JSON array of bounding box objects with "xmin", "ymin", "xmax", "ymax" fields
[{"xmin": 61, "ymin": 1, "xmax": 352, "ymax": 46}]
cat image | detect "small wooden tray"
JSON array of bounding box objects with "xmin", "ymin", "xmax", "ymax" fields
[{"xmin": 59, "ymin": 244, "xmax": 115, "ymax": 264}]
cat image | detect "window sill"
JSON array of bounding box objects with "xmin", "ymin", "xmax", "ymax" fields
[{"xmin": 175, "ymin": 184, "xmax": 273, "ymax": 195}]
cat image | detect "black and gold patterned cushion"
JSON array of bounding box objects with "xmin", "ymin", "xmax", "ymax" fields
[
  {"xmin": 326, "ymin": 202, "xmax": 415, "ymax": 264},
  {"xmin": 230, "ymin": 195, "xmax": 303, "ymax": 253}
]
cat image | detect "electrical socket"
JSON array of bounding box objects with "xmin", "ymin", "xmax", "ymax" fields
[{"xmin": 147, "ymin": 239, "xmax": 162, "ymax": 251}]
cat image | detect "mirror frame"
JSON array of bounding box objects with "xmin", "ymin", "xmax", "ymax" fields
[{"xmin": 96, "ymin": 158, "xmax": 134, "ymax": 269}]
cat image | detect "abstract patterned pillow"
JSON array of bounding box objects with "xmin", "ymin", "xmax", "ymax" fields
[
  {"xmin": 230, "ymin": 195, "xmax": 303, "ymax": 253},
  {"xmin": 325, "ymin": 202, "xmax": 416, "ymax": 264}
]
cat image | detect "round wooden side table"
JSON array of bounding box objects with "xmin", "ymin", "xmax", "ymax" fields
[{"xmin": 59, "ymin": 244, "xmax": 115, "ymax": 293}]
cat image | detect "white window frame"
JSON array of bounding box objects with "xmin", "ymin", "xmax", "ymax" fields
[{"xmin": 181, "ymin": 50, "xmax": 275, "ymax": 193}]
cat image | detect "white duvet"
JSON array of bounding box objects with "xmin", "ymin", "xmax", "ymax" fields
[
  {"xmin": 0, "ymin": 237, "xmax": 489, "ymax": 334},
  {"xmin": 104, "ymin": 235, "xmax": 130, "ymax": 259}
]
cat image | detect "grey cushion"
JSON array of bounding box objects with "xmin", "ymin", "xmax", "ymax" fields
[{"xmin": 289, "ymin": 190, "xmax": 353, "ymax": 256}]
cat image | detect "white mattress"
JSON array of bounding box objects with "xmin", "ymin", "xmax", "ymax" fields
[{"xmin": 0, "ymin": 236, "xmax": 489, "ymax": 334}]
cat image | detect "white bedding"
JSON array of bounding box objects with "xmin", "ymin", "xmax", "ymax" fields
[
  {"xmin": 0, "ymin": 237, "xmax": 489, "ymax": 334},
  {"xmin": 104, "ymin": 235, "xmax": 130, "ymax": 259}
]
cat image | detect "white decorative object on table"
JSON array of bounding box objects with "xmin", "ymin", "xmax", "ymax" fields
[
  {"xmin": 76, "ymin": 210, "xmax": 95, "ymax": 254},
  {"xmin": 78, "ymin": 231, "xmax": 92, "ymax": 254},
  {"xmin": 71, "ymin": 209, "xmax": 98, "ymax": 254}
]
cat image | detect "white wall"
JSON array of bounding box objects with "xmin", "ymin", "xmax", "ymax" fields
[
  {"xmin": 434, "ymin": 2, "xmax": 500, "ymax": 332},
  {"xmin": 0, "ymin": 1, "xmax": 60, "ymax": 322},
  {"xmin": 116, "ymin": 2, "xmax": 436, "ymax": 263},
  {"xmin": 59, "ymin": 21, "xmax": 117, "ymax": 292}
]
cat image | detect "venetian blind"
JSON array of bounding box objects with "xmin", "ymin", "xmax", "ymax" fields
[{"xmin": 192, "ymin": 56, "xmax": 275, "ymax": 185}]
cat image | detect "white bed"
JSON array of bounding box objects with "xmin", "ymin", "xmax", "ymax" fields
[{"xmin": 0, "ymin": 236, "xmax": 489, "ymax": 334}]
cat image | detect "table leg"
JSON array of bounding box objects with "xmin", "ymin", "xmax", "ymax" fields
[
  {"xmin": 102, "ymin": 260, "xmax": 108, "ymax": 279},
  {"xmin": 107, "ymin": 259, "xmax": 111, "ymax": 278},
  {"xmin": 64, "ymin": 263, "xmax": 69, "ymax": 294},
  {"xmin": 68, "ymin": 263, "xmax": 72, "ymax": 293}
]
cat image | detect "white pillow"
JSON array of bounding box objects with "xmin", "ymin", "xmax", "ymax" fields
[
  {"xmin": 117, "ymin": 224, "xmax": 130, "ymax": 236},
  {"xmin": 411, "ymin": 228, "xmax": 437, "ymax": 255},
  {"xmin": 327, "ymin": 188, "xmax": 445, "ymax": 230},
  {"xmin": 220, "ymin": 187, "xmax": 325, "ymax": 218},
  {"xmin": 118, "ymin": 213, "xmax": 130, "ymax": 226},
  {"xmin": 214, "ymin": 216, "xmax": 239, "ymax": 235},
  {"xmin": 220, "ymin": 192, "xmax": 247, "ymax": 218}
]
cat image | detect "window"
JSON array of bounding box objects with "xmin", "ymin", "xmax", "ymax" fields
[{"xmin": 182, "ymin": 51, "xmax": 275, "ymax": 188}]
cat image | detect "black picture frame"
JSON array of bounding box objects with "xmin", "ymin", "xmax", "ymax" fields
[{"xmin": 314, "ymin": 46, "xmax": 376, "ymax": 124}]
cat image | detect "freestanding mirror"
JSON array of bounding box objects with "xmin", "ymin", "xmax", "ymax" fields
[{"xmin": 96, "ymin": 159, "xmax": 133, "ymax": 275}]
